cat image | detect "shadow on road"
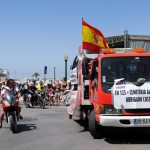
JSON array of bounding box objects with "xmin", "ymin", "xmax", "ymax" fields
[
  {"xmin": 73, "ymin": 120, "xmax": 150, "ymax": 143},
  {"xmin": 25, "ymin": 106, "xmax": 48, "ymax": 109},
  {"xmin": 74, "ymin": 120, "xmax": 89, "ymax": 132},
  {"xmin": 17, "ymin": 123, "xmax": 37, "ymax": 133},
  {"xmin": 104, "ymin": 127, "xmax": 150, "ymax": 144}
]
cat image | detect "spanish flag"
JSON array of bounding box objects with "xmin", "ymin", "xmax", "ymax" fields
[{"xmin": 82, "ymin": 19, "xmax": 109, "ymax": 53}]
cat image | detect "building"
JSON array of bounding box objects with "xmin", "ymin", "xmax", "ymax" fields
[
  {"xmin": 0, "ymin": 69, "xmax": 9, "ymax": 82},
  {"xmin": 105, "ymin": 30, "xmax": 150, "ymax": 52}
]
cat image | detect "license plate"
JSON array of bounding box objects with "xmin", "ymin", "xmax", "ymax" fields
[{"xmin": 133, "ymin": 118, "xmax": 150, "ymax": 124}]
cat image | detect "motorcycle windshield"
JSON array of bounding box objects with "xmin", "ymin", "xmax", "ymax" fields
[{"xmin": 3, "ymin": 90, "xmax": 16, "ymax": 105}]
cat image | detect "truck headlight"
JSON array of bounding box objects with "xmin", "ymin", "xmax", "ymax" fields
[{"xmin": 101, "ymin": 104, "xmax": 121, "ymax": 114}]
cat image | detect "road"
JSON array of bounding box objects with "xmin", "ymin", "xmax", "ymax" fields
[{"xmin": 0, "ymin": 104, "xmax": 150, "ymax": 150}]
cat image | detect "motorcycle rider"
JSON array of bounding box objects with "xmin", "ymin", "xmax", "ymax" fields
[
  {"xmin": 28, "ymin": 82, "xmax": 37, "ymax": 106},
  {"xmin": 37, "ymin": 80, "xmax": 46, "ymax": 103},
  {"xmin": 37, "ymin": 80, "xmax": 44, "ymax": 94},
  {"xmin": 1, "ymin": 79, "xmax": 23, "ymax": 127}
]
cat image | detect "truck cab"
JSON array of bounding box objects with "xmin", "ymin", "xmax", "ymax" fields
[
  {"xmin": 87, "ymin": 48, "xmax": 150, "ymax": 138},
  {"xmin": 66, "ymin": 47, "xmax": 150, "ymax": 138}
]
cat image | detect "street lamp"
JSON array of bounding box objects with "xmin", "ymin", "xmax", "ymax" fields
[{"xmin": 64, "ymin": 55, "xmax": 68, "ymax": 81}]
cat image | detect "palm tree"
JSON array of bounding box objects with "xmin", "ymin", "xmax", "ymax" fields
[{"xmin": 32, "ymin": 72, "xmax": 40, "ymax": 78}]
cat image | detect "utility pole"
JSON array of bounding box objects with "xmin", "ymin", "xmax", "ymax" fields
[
  {"xmin": 54, "ymin": 66, "xmax": 56, "ymax": 84},
  {"xmin": 64, "ymin": 55, "xmax": 68, "ymax": 81},
  {"xmin": 44, "ymin": 66, "xmax": 47, "ymax": 84}
]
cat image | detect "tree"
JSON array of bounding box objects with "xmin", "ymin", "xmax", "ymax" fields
[{"xmin": 32, "ymin": 72, "xmax": 40, "ymax": 78}]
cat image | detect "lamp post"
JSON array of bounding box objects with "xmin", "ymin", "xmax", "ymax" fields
[{"xmin": 64, "ymin": 55, "xmax": 68, "ymax": 81}]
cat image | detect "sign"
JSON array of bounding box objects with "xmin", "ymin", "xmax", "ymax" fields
[
  {"xmin": 70, "ymin": 67, "xmax": 77, "ymax": 84},
  {"xmin": 44, "ymin": 66, "xmax": 47, "ymax": 74},
  {"xmin": 111, "ymin": 80, "xmax": 150, "ymax": 109}
]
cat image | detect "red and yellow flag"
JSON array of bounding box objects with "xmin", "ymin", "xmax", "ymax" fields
[{"xmin": 82, "ymin": 19, "xmax": 109, "ymax": 53}]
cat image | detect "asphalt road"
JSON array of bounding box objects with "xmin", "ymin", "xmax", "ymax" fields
[{"xmin": 1, "ymin": 104, "xmax": 150, "ymax": 150}]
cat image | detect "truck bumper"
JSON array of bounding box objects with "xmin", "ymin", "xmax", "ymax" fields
[{"xmin": 99, "ymin": 115, "xmax": 150, "ymax": 127}]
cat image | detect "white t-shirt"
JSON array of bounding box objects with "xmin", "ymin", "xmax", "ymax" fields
[
  {"xmin": 1, "ymin": 86, "xmax": 11, "ymax": 95},
  {"xmin": 1, "ymin": 86, "xmax": 18, "ymax": 95}
]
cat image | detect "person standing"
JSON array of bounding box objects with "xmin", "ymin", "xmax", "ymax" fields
[
  {"xmin": 55, "ymin": 80, "xmax": 61, "ymax": 106},
  {"xmin": 46, "ymin": 84, "xmax": 55, "ymax": 106},
  {"xmin": 0, "ymin": 89, "xmax": 4, "ymax": 128}
]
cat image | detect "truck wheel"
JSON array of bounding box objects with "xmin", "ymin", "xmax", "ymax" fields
[{"xmin": 88, "ymin": 109, "xmax": 103, "ymax": 139}]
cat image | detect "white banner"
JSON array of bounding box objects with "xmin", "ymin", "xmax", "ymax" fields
[
  {"xmin": 111, "ymin": 80, "xmax": 150, "ymax": 109},
  {"xmin": 70, "ymin": 68, "xmax": 77, "ymax": 85}
]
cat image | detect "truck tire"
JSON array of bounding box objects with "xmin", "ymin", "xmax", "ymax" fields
[{"xmin": 88, "ymin": 109, "xmax": 104, "ymax": 139}]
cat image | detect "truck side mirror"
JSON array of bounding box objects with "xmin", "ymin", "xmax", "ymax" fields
[{"xmin": 70, "ymin": 65, "xmax": 73, "ymax": 70}]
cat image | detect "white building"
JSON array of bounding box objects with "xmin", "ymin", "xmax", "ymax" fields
[{"xmin": 0, "ymin": 69, "xmax": 9, "ymax": 82}]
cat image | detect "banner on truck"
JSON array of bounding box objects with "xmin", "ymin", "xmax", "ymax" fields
[{"xmin": 112, "ymin": 81, "xmax": 150, "ymax": 109}]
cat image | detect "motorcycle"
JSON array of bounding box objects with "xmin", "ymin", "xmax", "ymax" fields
[
  {"xmin": 20, "ymin": 89, "xmax": 30, "ymax": 108},
  {"xmin": 37, "ymin": 92, "xmax": 47, "ymax": 108},
  {"xmin": 2, "ymin": 89, "xmax": 20, "ymax": 133},
  {"xmin": 23, "ymin": 91, "xmax": 46, "ymax": 109}
]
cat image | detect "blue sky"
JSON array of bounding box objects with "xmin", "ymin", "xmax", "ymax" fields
[{"xmin": 0, "ymin": 0, "xmax": 150, "ymax": 79}]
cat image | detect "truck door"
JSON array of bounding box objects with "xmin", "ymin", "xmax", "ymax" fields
[{"xmin": 90, "ymin": 60, "xmax": 98, "ymax": 102}]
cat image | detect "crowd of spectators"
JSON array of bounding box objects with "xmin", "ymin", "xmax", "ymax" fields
[{"xmin": 12, "ymin": 78, "xmax": 70, "ymax": 106}]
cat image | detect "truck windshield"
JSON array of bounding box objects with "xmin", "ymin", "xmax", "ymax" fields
[{"xmin": 101, "ymin": 56, "xmax": 150, "ymax": 93}]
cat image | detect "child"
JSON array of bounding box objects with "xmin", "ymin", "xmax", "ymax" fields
[
  {"xmin": 55, "ymin": 81, "xmax": 61, "ymax": 106},
  {"xmin": 46, "ymin": 84, "xmax": 55, "ymax": 106}
]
